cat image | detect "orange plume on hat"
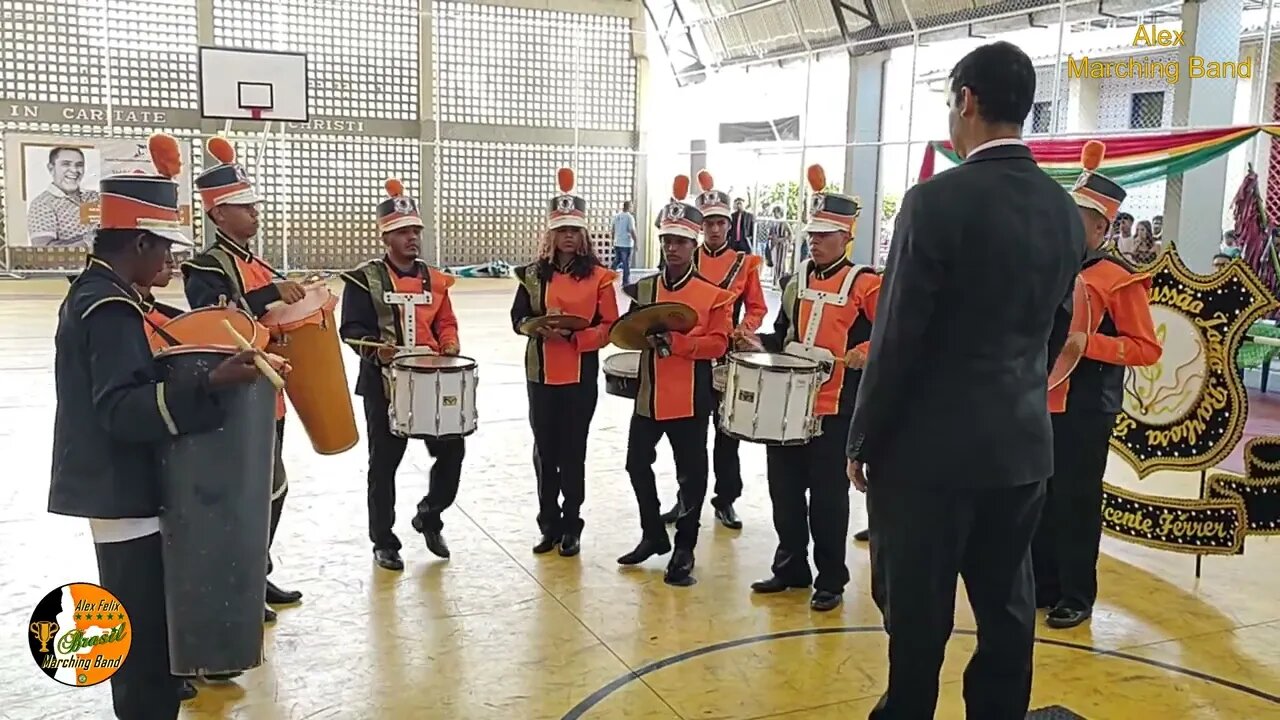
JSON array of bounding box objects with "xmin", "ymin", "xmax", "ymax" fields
[
  {"xmin": 1081, "ymin": 140, "xmax": 1105, "ymax": 172},
  {"xmin": 672, "ymin": 175, "xmax": 690, "ymax": 201},
  {"xmin": 557, "ymin": 167, "xmax": 575, "ymax": 193},
  {"xmin": 697, "ymin": 169, "xmax": 714, "ymax": 192},
  {"xmin": 807, "ymin": 164, "xmax": 826, "ymax": 193},
  {"xmin": 385, "ymin": 178, "xmax": 404, "ymax": 197},
  {"xmin": 148, "ymin": 133, "xmax": 182, "ymax": 179},
  {"xmin": 206, "ymin": 136, "xmax": 236, "ymax": 165}
]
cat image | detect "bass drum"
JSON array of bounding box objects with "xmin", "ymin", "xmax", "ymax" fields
[{"xmin": 604, "ymin": 351, "xmax": 641, "ymax": 399}]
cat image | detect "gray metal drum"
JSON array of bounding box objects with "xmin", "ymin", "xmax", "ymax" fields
[{"xmin": 155, "ymin": 346, "xmax": 277, "ymax": 677}]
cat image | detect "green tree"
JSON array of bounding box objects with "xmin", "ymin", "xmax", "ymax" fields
[{"xmin": 756, "ymin": 180, "xmax": 843, "ymax": 220}]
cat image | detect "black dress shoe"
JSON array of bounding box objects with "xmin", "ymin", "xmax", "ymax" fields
[
  {"xmin": 714, "ymin": 504, "xmax": 743, "ymax": 530},
  {"xmin": 1046, "ymin": 604, "xmax": 1091, "ymax": 629},
  {"xmin": 265, "ymin": 579, "xmax": 302, "ymax": 605},
  {"xmin": 423, "ymin": 531, "xmax": 450, "ymax": 559},
  {"xmin": 559, "ymin": 533, "xmax": 581, "ymax": 557},
  {"xmin": 374, "ymin": 548, "xmax": 404, "ymax": 571},
  {"xmin": 659, "ymin": 504, "xmax": 680, "ymax": 524},
  {"xmin": 264, "ymin": 606, "xmax": 276, "ymax": 623},
  {"xmin": 533, "ymin": 534, "xmax": 558, "ymax": 554},
  {"xmin": 853, "ymin": 529, "xmax": 870, "ymax": 542},
  {"xmin": 750, "ymin": 576, "xmax": 812, "ymax": 594},
  {"xmin": 617, "ymin": 536, "xmax": 672, "ymax": 565},
  {"xmin": 180, "ymin": 681, "xmax": 198, "ymax": 701},
  {"xmin": 810, "ymin": 590, "xmax": 843, "ymax": 611},
  {"xmin": 664, "ymin": 549, "xmax": 696, "ymax": 586},
  {"xmin": 198, "ymin": 671, "xmax": 242, "ymax": 683}
]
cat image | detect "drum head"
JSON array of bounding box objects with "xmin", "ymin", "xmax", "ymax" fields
[
  {"xmin": 609, "ymin": 302, "xmax": 698, "ymax": 351},
  {"xmin": 152, "ymin": 307, "xmax": 269, "ymax": 353},
  {"xmin": 392, "ymin": 353, "xmax": 476, "ymax": 371},
  {"xmin": 731, "ymin": 351, "xmax": 819, "ymax": 370},
  {"xmin": 603, "ymin": 351, "xmax": 641, "ymax": 377},
  {"xmin": 518, "ymin": 314, "xmax": 591, "ymax": 336},
  {"xmin": 260, "ymin": 284, "xmax": 336, "ymax": 330}
]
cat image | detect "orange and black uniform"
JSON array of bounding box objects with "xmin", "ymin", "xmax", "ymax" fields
[
  {"xmin": 692, "ymin": 242, "xmax": 767, "ymax": 509},
  {"xmin": 510, "ymin": 259, "xmax": 619, "ymax": 538},
  {"xmin": 339, "ymin": 257, "xmax": 465, "ymax": 551},
  {"xmin": 139, "ymin": 293, "xmax": 183, "ymax": 342},
  {"xmin": 181, "ymin": 230, "xmax": 291, "ymax": 576},
  {"xmin": 758, "ymin": 258, "xmax": 880, "ymax": 594},
  {"xmin": 623, "ymin": 267, "xmax": 734, "ymax": 549},
  {"xmin": 1033, "ymin": 250, "xmax": 1160, "ymax": 612}
]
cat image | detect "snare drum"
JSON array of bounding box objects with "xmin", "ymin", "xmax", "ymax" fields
[
  {"xmin": 603, "ymin": 352, "xmax": 641, "ymax": 399},
  {"xmin": 387, "ymin": 352, "xmax": 479, "ymax": 439},
  {"xmin": 712, "ymin": 363, "xmax": 728, "ymax": 393},
  {"xmin": 718, "ymin": 351, "xmax": 823, "ymax": 445}
]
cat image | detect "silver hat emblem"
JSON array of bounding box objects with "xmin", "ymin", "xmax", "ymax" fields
[
  {"xmin": 666, "ymin": 204, "xmax": 685, "ymax": 220},
  {"xmin": 1072, "ymin": 173, "xmax": 1089, "ymax": 192},
  {"xmin": 393, "ymin": 197, "xmax": 414, "ymax": 214},
  {"xmin": 556, "ymin": 196, "xmax": 575, "ymax": 212},
  {"xmin": 810, "ymin": 194, "xmax": 825, "ymax": 215},
  {"xmin": 234, "ymin": 165, "xmax": 250, "ymax": 184}
]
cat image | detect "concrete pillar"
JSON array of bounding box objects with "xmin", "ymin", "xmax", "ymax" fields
[
  {"xmin": 418, "ymin": 0, "xmax": 439, "ymax": 266},
  {"xmin": 1162, "ymin": 0, "xmax": 1243, "ymax": 271},
  {"xmin": 689, "ymin": 139, "xmax": 707, "ymax": 184},
  {"xmin": 844, "ymin": 51, "xmax": 888, "ymax": 266},
  {"xmin": 1066, "ymin": 73, "xmax": 1101, "ymax": 133},
  {"xmin": 630, "ymin": 12, "xmax": 652, "ymax": 267}
]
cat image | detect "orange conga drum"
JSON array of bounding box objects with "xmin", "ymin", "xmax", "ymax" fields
[
  {"xmin": 149, "ymin": 306, "xmax": 269, "ymax": 354},
  {"xmin": 260, "ymin": 285, "xmax": 359, "ymax": 455}
]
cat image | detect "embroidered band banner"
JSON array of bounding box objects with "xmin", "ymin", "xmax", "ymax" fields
[{"xmin": 920, "ymin": 125, "xmax": 1280, "ymax": 188}]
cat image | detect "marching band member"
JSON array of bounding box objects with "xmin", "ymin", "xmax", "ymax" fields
[
  {"xmin": 659, "ymin": 170, "xmax": 767, "ymax": 531},
  {"xmin": 338, "ymin": 179, "xmax": 465, "ymax": 571},
  {"xmin": 745, "ymin": 165, "xmax": 878, "ymax": 612},
  {"xmin": 617, "ymin": 176, "xmax": 735, "ymax": 586},
  {"xmin": 49, "ymin": 134, "xmax": 264, "ymax": 718},
  {"xmin": 1033, "ymin": 141, "xmax": 1161, "ymax": 629},
  {"xmin": 510, "ymin": 168, "xmax": 619, "ymax": 557},
  {"xmin": 181, "ymin": 137, "xmax": 303, "ymax": 619},
  {"xmin": 138, "ymin": 250, "xmax": 183, "ymax": 342}
]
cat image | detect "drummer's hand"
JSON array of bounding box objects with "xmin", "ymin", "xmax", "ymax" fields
[
  {"xmin": 375, "ymin": 345, "xmax": 399, "ymax": 365},
  {"xmin": 534, "ymin": 326, "xmax": 568, "ymax": 340},
  {"xmin": 441, "ymin": 343, "xmax": 460, "ymax": 356},
  {"xmin": 735, "ymin": 333, "xmax": 763, "ymax": 351},
  {"xmin": 207, "ymin": 350, "xmax": 264, "ymax": 388},
  {"xmin": 843, "ymin": 347, "xmax": 867, "ymax": 369},
  {"xmin": 275, "ymin": 280, "xmax": 306, "ymax": 304},
  {"xmin": 646, "ymin": 332, "xmax": 670, "ymax": 350}
]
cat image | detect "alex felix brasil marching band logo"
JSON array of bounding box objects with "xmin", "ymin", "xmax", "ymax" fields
[{"xmin": 27, "ymin": 583, "xmax": 132, "ymax": 687}]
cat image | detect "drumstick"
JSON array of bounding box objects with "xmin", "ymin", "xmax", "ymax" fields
[{"xmin": 221, "ymin": 319, "xmax": 287, "ymax": 390}]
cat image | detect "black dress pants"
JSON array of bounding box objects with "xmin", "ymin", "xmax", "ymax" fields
[
  {"xmin": 867, "ymin": 476, "xmax": 1045, "ymax": 720},
  {"xmin": 528, "ymin": 379, "xmax": 599, "ymax": 536},
  {"xmin": 764, "ymin": 413, "xmax": 851, "ymax": 593},
  {"xmin": 710, "ymin": 400, "xmax": 743, "ymax": 508},
  {"xmin": 95, "ymin": 532, "xmax": 182, "ymax": 720},
  {"xmin": 363, "ymin": 391, "xmax": 466, "ymax": 551},
  {"xmin": 626, "ymin": 413, "xmax": 709, "ymax": 550},
  {"xmin": 1032, "ymin": 410, "xmax": 1114, "ymax": 610},
  {"xmin": 267, "ymin": 418, "xmax": 286, "ymax": 576}
]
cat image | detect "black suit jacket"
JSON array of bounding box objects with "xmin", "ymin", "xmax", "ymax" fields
[
  {"xmin": 846, "ymin": 143, "xmax": 1084, "ymax": 489},
  {"xmin": 729, "ymin": 211, "xmax": 755, "ymax": 253}
]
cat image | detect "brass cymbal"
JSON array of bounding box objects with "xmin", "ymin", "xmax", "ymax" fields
[
  {"xmin": 609, "ymin": 302, "xmax": 698, "ymax": 351},
  {"xmin": 518, "ymin": 314, "xmax": 591, "ymax": 337}
]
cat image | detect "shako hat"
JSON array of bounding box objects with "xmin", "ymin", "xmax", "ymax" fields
[
  {"xmin": 377, "ymin": 178, "xmax": 424, "ymax": 233},
  {"xmin": 195, "ymin": 136, "xmax": 261, "ymax": 208},
  {"xmin": 1071, "ymin": 140, "xmax": 1126, "ymax": 223},
  {"xmin": 548, "ymin": 167, "xmax": 587, "ymax": 230},
  {"xmin": 99, "ymin": 133, "xmax": 191, "ymax": 247},
  {"xmin": 694, "ymin": 169, "xmax": 731, "ymax": 219},
  {"xmin": 804, "ymin": 164, "xmax": 861, "ymax": 234},
  {"xmin": 658, "ymin": 175, "xmax": 703, "ymax": 240}
]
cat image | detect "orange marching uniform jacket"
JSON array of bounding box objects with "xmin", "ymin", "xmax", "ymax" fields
[
  {"xmin": 1048, "ymin": 254, "xmax": 1161, "ymax": 414},
  {"xmin": 512, "ymin": 263, "xmax": 620, "ymax": 385},
  {"xmin": 693, "ymin": 243, "xmax": 768, "ymax": 334},
  {"xmin": 762, "ymin": 258, "xmax": 881, "ymax": 417},
  {"xmin": 623, "ymin": 267, "xmax": 735, "ymax": 421}
]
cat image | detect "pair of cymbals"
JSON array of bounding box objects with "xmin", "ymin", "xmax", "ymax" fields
[
  {"xmin": 517, "ymin": 313, "xmax": 591, "ymax": 337},
  {"xmin": 609, "ymin": 302, "xmax": 697, "ymax": 351}
]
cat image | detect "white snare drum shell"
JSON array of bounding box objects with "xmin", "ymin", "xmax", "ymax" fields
[
  {"xmin": 719, "ymin": 353, "xmax": 821, "ymax": 444},
  {"xmin": 388, "ymin": 353, "xmax": 479, "ymax": 439}
]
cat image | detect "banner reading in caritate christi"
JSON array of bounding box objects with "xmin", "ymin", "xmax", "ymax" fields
[{"xmin": 1101, "ymin": 249, "xmax": 1279, "ymax": 555}]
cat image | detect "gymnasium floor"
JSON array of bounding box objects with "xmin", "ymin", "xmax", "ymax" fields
[{"xmin": 3, "ymin": 277, "xmax": 1279, "ymax": 720}]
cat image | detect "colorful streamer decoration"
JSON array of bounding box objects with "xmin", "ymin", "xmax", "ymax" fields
[{"xmin": 920, "ymin": 125, "xmax": 1280, "ymax": 188}]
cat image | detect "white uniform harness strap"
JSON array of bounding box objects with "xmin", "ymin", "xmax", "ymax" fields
[
  {"xmin": 795, "ymin": 261, "xmax": 867, "ymax": 346},
  {"xmin": 383, "ymin": 291, "xmax": 433, "ymax": 347}
]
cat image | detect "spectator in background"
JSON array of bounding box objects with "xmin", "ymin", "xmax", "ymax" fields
[
  {"xmin": 1212, "ymin": 253, "xmax": 1232, "ymax": 271},
  {"xmin": 1221, "ymin": 229, "xmax": 1241, "ymax": 259},
  {"xmin": 1152, "ymin": 214, "xmax": 1163, "ymax": 243},
  {"xmin": 1110, "ymin": 212, "xmax": 1135, "ymax": 256},
  {"xmin": 729, "ymin": 198, "xmax": 754, "ymax": 254},
  {"xmin": 611, "ymin": 201, "xmax": 636, "ymax": 284},
  {"xmin": 1127, "ymin": 220, "xmax": 1160, "ymax": 265}
]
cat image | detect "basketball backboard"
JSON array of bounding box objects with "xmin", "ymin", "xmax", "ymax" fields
[{"xmin": 198, "ymin": 47, "xmax": 309, "ymax": 123}]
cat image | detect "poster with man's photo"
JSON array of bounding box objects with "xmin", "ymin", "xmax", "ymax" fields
[{"xmin": 3, "ymin": 133, "xmax": 194, "ymax": 249}]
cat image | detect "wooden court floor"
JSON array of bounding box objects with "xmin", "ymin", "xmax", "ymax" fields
[{"xmin": 2, "ymin": 277, "xmax": 1278, "ymax": 719}]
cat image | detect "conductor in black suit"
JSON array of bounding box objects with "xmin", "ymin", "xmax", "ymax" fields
[{"xmin": 845, "ymin": 42, "xmax": 1083, "ymax": 719}]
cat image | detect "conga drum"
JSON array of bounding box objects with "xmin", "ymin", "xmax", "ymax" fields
[
  {"xmin": 155, "ymin": 345, "xmax": 277, "ymax": 676},
  {"xmin": 260, "ymin": 285, "xmax": 359, "ymax": 454},
  {"xmin": 148, "ymin": 306, "xmax": 269, "ymax": 354}
]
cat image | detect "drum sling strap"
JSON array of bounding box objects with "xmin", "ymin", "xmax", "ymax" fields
[
  {"xmin": 694, "ymin": 251, "xmax": 746, "ymax": 290},
  {"xmin": 362, "ymin": 261, "xmax": 432, "ymax": 398},
  {"xmin": 204, "ymin": 246, "xmax": 248, "ymax": 311},
  {"xmin": 519, "ymin": 268, "xmax": 548, "ymax": 382},
  {"xmin": 783, "ymin": 260, "xmax": 867, "ymax": 377}
]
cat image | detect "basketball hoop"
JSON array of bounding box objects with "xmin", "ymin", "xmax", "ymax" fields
[{"xmin": 250, "ymin": 108, "xmax": 263, "ymax": 121}]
